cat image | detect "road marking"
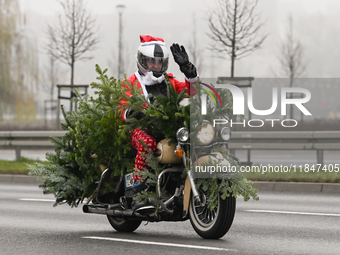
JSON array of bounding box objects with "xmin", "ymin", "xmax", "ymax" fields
[
  {"xmin": 82, "ymin": 236, "xmax": 236, "ymax": 252},
  {"xmin": 246, "ymin": 210, "xmax": 340, "ymax": 217},
  {"xmin": 19, "ymin": 198, "xmax": 55, "ymax": 202}
]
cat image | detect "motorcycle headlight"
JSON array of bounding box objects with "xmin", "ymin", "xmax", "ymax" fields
[
  {"xmin": 219, "ymin": 127, "xmax": 231, "ymax": 141},
  {"xmin": 196, "ymin": 121, "xmax": 215, "ymax": 145},
  {"xmin": 176, "ymin": 127, "xmax": 189, "ymax": 142}
]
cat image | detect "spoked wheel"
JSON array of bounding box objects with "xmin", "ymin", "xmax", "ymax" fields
[
  {"xmin": 189, "ymin": 188, "xmax": 236, "ymax": 239},
  {"xmin": 107, "ymin": 216, "xmax": 142, "ymax": 232}
]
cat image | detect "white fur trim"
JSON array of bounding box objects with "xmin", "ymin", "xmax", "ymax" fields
[
  {"xmin": 185, "ymin": 73, "xmax": 199, "ymax": 83},
  {"xmin": 140, "ymin": 41, "xmax": 165, "ymax": 46},
  {"xmin": 135, "ymin": 71, "xmax": 150, "ymax": 103},
  {"xmin": 139, "ymin": 70, "xmax": 164, "ymax": 86}
]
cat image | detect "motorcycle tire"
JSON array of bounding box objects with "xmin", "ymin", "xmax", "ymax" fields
[
  {"xmin": 189, "ymin": 190, "xmax": 236, "ymax": 239},
  {"xmin": 107, "ymin": 216, "xmax": 142, "ymax": 232}
]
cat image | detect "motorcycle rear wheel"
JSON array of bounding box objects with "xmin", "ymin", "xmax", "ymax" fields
[
  {"xmin": 107, "ymin": 216, "xmax": 142, "ymax": 232},
  {"xmin": 189, "ymin": 189, "xmax": 236, "ymax": 239}
]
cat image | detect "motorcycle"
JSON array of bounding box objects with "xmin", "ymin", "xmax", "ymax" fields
[{"xmin": 82, "ymin": 120, "xmax": 236, "ymax": 239}]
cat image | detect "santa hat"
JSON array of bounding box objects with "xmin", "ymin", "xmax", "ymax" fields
[{"xmin": 139, "ymin": 35, "xmax": 165, "ymax": 46}]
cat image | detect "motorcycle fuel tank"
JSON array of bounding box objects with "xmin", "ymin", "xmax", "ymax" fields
[{"xmin": 156, "ymin": 139, "xmax": 182, "ymax": 164}]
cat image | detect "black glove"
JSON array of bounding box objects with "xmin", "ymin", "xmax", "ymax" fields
[
  {"xmin": 125, "ymin": 108, "xmax": 145, "ymax": 120},
  {"xmin": 170, "ymin": 43, "xmax": 197, "ymax": 79}
]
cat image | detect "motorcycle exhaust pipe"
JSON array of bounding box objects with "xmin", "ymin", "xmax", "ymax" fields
[
  {"xmin": 107, "ymin": 209, "xmax": 134, "ymax": 217},
  {"xmin": 83, "ymin": 204, "xmax": 122, "ymax": 214},
  {"xmin": 83, "ymin": 204, "xmax": 107, "ymax": 214},
  {"xmin": 83, "ymin": 204, "xmax": 136, "ymax": 217}
]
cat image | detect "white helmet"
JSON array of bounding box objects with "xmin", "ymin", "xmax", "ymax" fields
[{"xmin": 137, "ymin": 35, "xmax": 169, "ymax": 78}]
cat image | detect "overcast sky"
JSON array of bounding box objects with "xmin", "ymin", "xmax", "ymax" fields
[
  {"xmin": 19, "ymin": 0, "xmax": 340, "ymax": 16},
  {"xmin": 17, "ymin": 0, "xmax": 340, "ymax": 104}
]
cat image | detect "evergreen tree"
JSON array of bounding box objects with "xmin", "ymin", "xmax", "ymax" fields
[{"xmin": 27, "ymin": 65, "xmax": 258, "ymax": 207}]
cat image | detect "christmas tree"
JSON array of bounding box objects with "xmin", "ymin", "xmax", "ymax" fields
[{"xmin": 27, "ymin": 65, "xmax": 258, "ymax": 208}]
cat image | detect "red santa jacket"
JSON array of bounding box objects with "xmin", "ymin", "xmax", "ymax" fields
[{"xmin": 120, "ymin": 71, "xmax": 196, "ymax": 121}]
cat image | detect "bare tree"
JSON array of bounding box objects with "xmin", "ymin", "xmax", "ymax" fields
[
  {"xmin": 187, "ymin": 12, "xmax": 204, "ymax": 75},
  {"xmin": 42, "ymin": 40, "xmax": 64, "ymax": 103},
  {"xmin": 0, "ymin": 0, "xmax": 38, "ymax": 120},
  {"xmin": 0, "ymin": 0, "xmax": 15, "ymax": 118},
  {"xmin": 43, "ymin": 56, "xmax": 58, "ymax": 103},
  {"xmin": 207, "ymin": 0, "xmax": 267, "ymax": 77},
  {"xmin": 107, "ymin": 44, "xmax": 135, "ymax": 79},
  {"xmin": 278, "ymin": 14, "xmax": 306, "ymax": 79},
  {"xmin": 41, "ymin": 42, "xmax": 66, "ymax": 127},
  {"xmin": 46, "ymin": 0, "xmax": 99, "ymax": 107},
  {"xmin": 278, "ymin": 14, "xmax": 306, "ymax": 119}
]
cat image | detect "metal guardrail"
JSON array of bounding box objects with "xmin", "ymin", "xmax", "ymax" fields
[
  {"xmin": 0, "ymin": 131, "xmax": 66, "ymax": 160},
  {"xmin": 0, "ymin": 131, "xmax": 339, "ymax": 164},
  {"xmin": 228, "ymin": 131, "xmax": 340, "ymax": 165}
]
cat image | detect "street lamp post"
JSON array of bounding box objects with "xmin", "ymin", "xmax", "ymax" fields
[{"xmin": 116, "ymin": 4, "xmax": 125, "ymax": 80}]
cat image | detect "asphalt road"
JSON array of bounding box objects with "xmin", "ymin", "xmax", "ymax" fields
[{"xmin": 1, "ymin": 183, "xmax": 339, "ymax": 255}]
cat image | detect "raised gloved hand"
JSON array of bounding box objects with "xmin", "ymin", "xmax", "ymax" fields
[
  {"xmin": 170, "ymin": 43, "xmax": 189, "ymax": 66},
  {"xmin": 170, "ymin": 43, "xmax": 197, "ymax": 79}
]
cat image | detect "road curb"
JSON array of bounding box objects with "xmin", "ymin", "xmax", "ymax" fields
[
  {"xmin": 253, "ymin": 181, "xmax": 340, "ymax": 193},
  {"xmin": 1, "ymin": 174, "xmax": 339, "ymax": 193},
  {"xmin": 0, "ymin": 174, "xmax": 43, "ymax": 184}
]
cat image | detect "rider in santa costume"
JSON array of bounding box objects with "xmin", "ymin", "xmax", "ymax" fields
[{"xmin": 121, "ymin": 35, "xmax": 199, "ymax": 190}]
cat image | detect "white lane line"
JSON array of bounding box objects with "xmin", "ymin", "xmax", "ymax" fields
[
  {"xmin": 19, "ymin": 198, "xmax": 55, "ymax": 202},
  {"xmin": 246, "ymin": 210, "xmax": 340, "ymax": 217},
  {"xmin": 82, "ymin": 236, "xmax": 236, "ymax": 252}
]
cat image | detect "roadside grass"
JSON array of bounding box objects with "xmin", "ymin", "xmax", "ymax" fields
[
  {"xmin": 0, "ymin": 158, "xmax": 49, "ymax": 175},
  {"xmin": 243, "ymin": 164, "xmax": 340, "ymax": 183},
  {"xmin": 0, "ymin": 159, "xmax": 339, "ymax": 183}
]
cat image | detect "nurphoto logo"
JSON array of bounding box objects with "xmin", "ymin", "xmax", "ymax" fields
[{"xmin": 199, "ymin": 82, "xmax": 312, "ymax": 128}]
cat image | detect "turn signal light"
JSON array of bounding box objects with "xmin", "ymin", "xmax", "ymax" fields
[{"xmin": 174, "ymin": 148, "xmax": 184, "ymax": 158}]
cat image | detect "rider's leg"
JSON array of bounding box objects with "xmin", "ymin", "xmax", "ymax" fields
[{"xmin": 131, "ymin": 128, "xmax": 157, "ymax": 183}]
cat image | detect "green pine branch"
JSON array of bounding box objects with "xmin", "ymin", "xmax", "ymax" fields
[{"xmin": 27, "ymin": 64, "xmax": 258, "ymax": 208}]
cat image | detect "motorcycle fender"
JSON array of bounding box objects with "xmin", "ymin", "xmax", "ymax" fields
[{"xmin": 183, "ymin": 176, "xmax": 191, "ymax": 217}]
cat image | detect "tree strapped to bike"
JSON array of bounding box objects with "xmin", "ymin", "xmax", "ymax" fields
[{"xmin": 27, "ymin": 35, "xmax": 258, "ymax": 239}]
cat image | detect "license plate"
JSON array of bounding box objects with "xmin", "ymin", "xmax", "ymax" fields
[{"xmin": 125, "ymin": 172, "xmax": 134, "ymax": 188}]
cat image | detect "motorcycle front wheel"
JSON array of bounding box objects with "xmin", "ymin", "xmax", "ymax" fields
[
  {"xmin": 189, "ymin": 189, "xmax": 236, "ymax": 239},
  {"xmin": 107, "ymin": 216, "xmax": 142, "ymax": 232}
]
